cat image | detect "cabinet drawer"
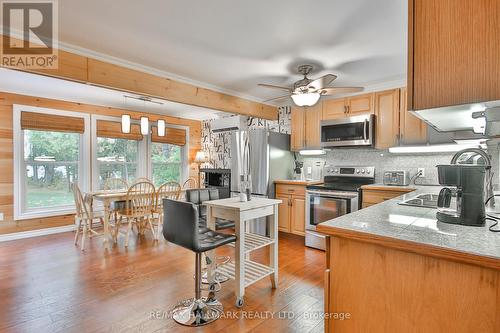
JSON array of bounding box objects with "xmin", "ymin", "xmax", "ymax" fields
[{"xmin": 276, "ymin": 184, "xmax": 306, "ymax": 196}]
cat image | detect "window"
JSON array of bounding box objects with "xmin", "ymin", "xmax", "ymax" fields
[
  {"xmin": 151, "ymin": 142, "xmax": 182, "ymax": 186},
  {"xmin": 24, "ymin": 130, "xmax": 80, "ymax": 209},
  {"xmin": 92, "ymin": 116, "xmax": 147, "ymax": 190},
  {"xmin": 14, "ymin": 105, "xmax": 90, "ymax": 220},
  {"xmin": 96, "ymin": 137, "xmax": 139, "ymax": 189}
]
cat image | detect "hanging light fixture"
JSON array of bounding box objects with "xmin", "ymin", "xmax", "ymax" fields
[
  {"xmin": 121, "ymin": 114, "xmax": 131, "ymax": 134},
  {"xmin": 157, "ymin": 119, "xmax": 166, "ymax": 137},
  {"xmin": 140, "ymin": 116, "xmax": 149, "ymax": 135},
  {"xmin": 291, "ymin": 92, "xmax": 321, "ymax": 107}
]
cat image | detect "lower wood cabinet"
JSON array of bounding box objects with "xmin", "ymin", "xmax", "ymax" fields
[
  {"xmin": 361, "ymin": 185, "xmax": 416, "ymax": 208},
  {"xmin": 276, "ymin": 184, "xmax": 306, "ymax": 236}
]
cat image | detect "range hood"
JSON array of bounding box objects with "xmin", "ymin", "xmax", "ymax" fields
[{"xmin": 413, "ymin": 100, "xmax": 500, "ymax": 134}]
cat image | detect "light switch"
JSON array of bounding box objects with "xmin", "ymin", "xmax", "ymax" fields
[
  {"xmin": 307, "ymin": 167, "xmax": 312, "ymax": 173},
  {"xmin": 0, "ymin": 212, "xmax": 4, "ymax": 221}
]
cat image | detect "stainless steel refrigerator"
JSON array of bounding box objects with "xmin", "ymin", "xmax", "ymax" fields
[{"xmin": 231, "ymin": 128, "xmax": 294, "ymax": 235}]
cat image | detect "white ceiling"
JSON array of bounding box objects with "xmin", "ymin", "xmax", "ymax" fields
[
  {"xmin": 56, "ymin": 0, "xmax": 408, "ymax": 104},
  {"xmin": 0, "ymin": 68, "xmax": 229, "ymax": 120}
]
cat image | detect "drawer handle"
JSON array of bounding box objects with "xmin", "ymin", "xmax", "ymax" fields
[{"xmin": 287, "ymin": 189, "xmax": 295, "ymax": 192}]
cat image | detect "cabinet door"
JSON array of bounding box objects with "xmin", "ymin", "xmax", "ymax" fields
[
  {"xmin": 411, "ymin": 0, "xmax": 474, "ymax": 109},
  {"xmin": 322, "ymin": 98, "xmax": 346, "ymax": 120},
  {"xmin": 375, "ymin": 89, "xmax": 400, "ymax": 149},
  {"xmin": 291, "ymin": 196, "xmax": 306, "ymax": 236},
  {"xmin": 348, "ymin": 93, "xmax": 375, "ymax": 115},
  {"xmin": 276, "ymin": 194, "xmax": 290, "ymax": 232},
  {"xmin": 304, "ymin": 103, "xmax": 322, "ymax": 148},
  {"xmin": 471, "ymin": 0, "xmax": 500, "ymax": 103},
  {"xmin": 399, "ymin": 87, "xmax": 427, "ymax": 144},
  {"xmin": 290, "ymin": 107, "xmax": 305, "ymax": 151}
]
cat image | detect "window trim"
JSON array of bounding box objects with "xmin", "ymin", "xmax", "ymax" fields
[
  {"xmin": 91, "ymin": 114, "xmax": 148, "ymax": 191},
  {"xmin": 13, "ymin": 104, "xmax": 91, "ymax": 220}
]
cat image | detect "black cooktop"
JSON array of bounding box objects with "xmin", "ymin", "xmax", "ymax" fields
[{"xmin": 307, "ymin": 176, "xmax": 375, "ymax": 193}]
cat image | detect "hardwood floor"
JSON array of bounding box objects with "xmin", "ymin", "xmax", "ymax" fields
[{"xmin": 0, "ymin": 230, "xmax": 325, "ymax": 332}]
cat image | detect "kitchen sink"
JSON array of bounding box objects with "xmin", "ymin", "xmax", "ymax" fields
[{"xmin": 398, "ymin": 193, "xmax": 439, "ymax": 208}]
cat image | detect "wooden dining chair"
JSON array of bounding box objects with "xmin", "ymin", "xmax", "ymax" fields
[
  {"xmin": 133, "ymin": 177, "xmax": 153, "ymax": 185},
  {"xmin": 72, "ymin": 182, "xmax": 104, "ymax": 251},
  {"xmin": 182, "ymin": 177, "xmax": 198, "ymax": 190},
  {"xmin": 116, "ymin": 181, "xmax": 157, "ymax": 247}
]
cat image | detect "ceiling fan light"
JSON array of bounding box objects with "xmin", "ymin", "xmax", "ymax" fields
[{"xmin": 291, "ymin": 92, "xmax": 321, "ymax": 107}]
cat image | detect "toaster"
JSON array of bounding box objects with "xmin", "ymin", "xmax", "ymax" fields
[{"xmin": 383, "ymin": 171, "xmax": 410, "ymax": 186}]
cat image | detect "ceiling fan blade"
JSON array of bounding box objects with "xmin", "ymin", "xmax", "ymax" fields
[
  {"xmin": 319, "ymin": 87, "xmax": 364, "ymax": 95},
  {"xmin": 258, "ymin": 83, "xmax": 291, "ymax": 92},
  {"xmin": 307, "ymin": 74, "xmax": 338, "ymax": 90},
  {"xmin": 262, "ymin": 95, "xmax": 291, "ymax": 103}
]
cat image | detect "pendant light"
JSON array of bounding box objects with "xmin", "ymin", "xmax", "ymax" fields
[
  {"xmin": 121, "ymin": 115, "xmax": 131, "ymax": 134},
  {"xmin": 140, "ymin": 116, "xmax": 149, "ymax": 135},
  {"xmin": 157, "ymin": 119, "xmax": 166, "ymax": 137}
]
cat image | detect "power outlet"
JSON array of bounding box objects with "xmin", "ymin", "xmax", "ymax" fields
[
  {"xmin": 0, "ymin": 212, "xmax": 3, "ymax": 221},
  {"xmin": 418, "ymin": 168, "xmax": 425, "ymax": 178}
]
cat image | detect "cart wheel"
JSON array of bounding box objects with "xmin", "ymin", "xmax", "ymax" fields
[{"xmin": 236, "ymin": 297, "xmax": 244, "ymax": 308}]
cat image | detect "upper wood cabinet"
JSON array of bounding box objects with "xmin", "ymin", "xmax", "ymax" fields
[
  {"xmin": 290, "ymin": 104, "xmax": 322, "ymax": 151},
  {"xmin": 322, "ymin": 99, "xmax": 346, "ymax": 120},
  {"xmin": 408, "ymin": 0, "xmax": 500, "ymax": 110},
  {"xmin": 304, "ymin": 104, "xmax": 322, "ymax": 148},
  {"xmin": 374, "ymin": 89, "xmax": 400, "ymax": 149},
  {"xmin": 290, "ymin": 107, "xmax": 305, "ymax": 151},
  {"xmin": 322, "ymin": 93, "xmax": 375, "ymax": 120},
  {"xmin": 399, "ymin": 87, "xmax": 427, "ymax": 144},
  {"xmin": 348, "ymin": 93, "xmax": 375, "ymax": 116}
]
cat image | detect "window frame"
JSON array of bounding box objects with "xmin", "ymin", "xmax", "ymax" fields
[
  {"xmin": 13, "ymin": 104, "xmax": 91, "ymax": 220},
  {"xmin": 91, "ymin": 115, "xmax": 148, "ymax": 191}
]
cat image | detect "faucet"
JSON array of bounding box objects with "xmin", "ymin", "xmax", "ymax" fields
[{"xmin": 450, "ymin": 148, "xmax": 495, "ymax": 206}]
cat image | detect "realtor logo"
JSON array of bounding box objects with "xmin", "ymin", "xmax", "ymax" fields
[{"xmin": 1, "ymin": 0, "xmax": 58, "ymax": 69}]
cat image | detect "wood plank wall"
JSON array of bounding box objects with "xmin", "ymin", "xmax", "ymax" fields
[{"xmin": 0, "ymin": 92, "xmax": 201, "ymax": 234}]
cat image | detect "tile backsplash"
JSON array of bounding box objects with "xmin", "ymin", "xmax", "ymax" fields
[{"xmin": 301, "ymin": 149, "xmax": 456, "ymax": 185}]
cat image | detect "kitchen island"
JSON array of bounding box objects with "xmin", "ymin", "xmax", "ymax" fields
[{"xmin": 317, "ymin": 186, "xmax": 500, "ymax": 333}]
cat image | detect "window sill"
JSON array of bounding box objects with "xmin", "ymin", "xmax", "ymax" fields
[{"xmin": 15, "ymin": 207, "xmax": 76, "ymax": 221}]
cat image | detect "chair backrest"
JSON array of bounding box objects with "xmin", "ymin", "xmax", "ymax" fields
[
  {"xmin": 71, "ymin": 182, "xmax": 90, "ymax": 220},
  {"xmin": 182, "ymin": 177, "xmax": 198, "ymax": 189},
  {"xmin": 185, "ymin": 188, "xmax": 219, "ymax": 217},
  {"xmin": 156, "ymin": 182, "xmax": 181, "ymax": 209},
  {"xmin": 125, "ymin": 181, "xmax": 156, "ymax": 215},
  {"xmin": 163, "ymin": 199, "xmax": 200, "ymax": 252},
  {"xmin": 133, "ymin": 177, "xmax": 153, "ymax": 185},
  {"xmin": 104, "ymin": 178, "xmax": 128, "ymax": 191}
]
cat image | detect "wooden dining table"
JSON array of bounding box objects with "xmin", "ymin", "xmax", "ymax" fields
[
  {"xmin": 88, "ymin": 190, "xmax": 129, "ymax": 249},
  {"xmin": 88, "ymin": 188, "xmax": 187, "ymax": 248}
]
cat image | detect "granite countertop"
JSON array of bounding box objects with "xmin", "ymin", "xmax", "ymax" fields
[
  {"xmin": 274, "ymin": 179, "xmax": 323, "ymax": 186},
  {"xmin": 317, "ymin": 185, "xmax": 500, "ymax": 268}
]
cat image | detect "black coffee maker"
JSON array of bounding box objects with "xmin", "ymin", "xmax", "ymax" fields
[{"xmin": 436, "ymin": 164, "xmax": 486, "ymax": 226}]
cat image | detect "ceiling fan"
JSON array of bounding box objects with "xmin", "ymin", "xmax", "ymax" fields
[{"xmin": 258, "ymin": 64, "xmax": 364, "ymax": 107}]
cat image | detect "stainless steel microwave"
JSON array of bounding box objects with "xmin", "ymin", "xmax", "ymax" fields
[{"xmin": 320, "ymin": 114, "xmax": 375, "ymax": 148}]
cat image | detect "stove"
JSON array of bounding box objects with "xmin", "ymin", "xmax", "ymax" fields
[{"xmin": 305, "ymin": 166, "xmax": 375, "ymax": 250}]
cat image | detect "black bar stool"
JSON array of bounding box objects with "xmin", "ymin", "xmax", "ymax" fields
[
  {"xmin": 186, "ymin": 188, "xmax": 235, "ymax": 284},
  {"xmin": 162, "ymin": 199, "xmax": 236, "ymax": 326},
  {"xmin": 186, "ymin": 188, "xmax": 235, "ymax": 230}
]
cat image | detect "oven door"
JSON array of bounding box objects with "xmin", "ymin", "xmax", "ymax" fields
[
  {"xmin": 321, "ymin": 114, "xmax": 374, "ymax": 147},
  {"xmin": 305, "ymin": 190, "xmax": 359, "ymax": 230}
]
